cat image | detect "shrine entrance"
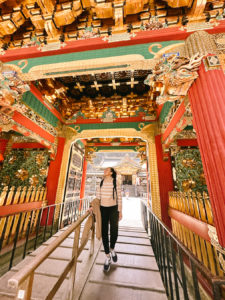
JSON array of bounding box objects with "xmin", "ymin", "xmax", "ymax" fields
[{"xmin": 61, "ymin": 135, "xmax": 150, "ymax": 222}]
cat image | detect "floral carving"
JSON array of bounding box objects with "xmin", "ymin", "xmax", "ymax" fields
[
  {"xmin": 174, "ymin": 148, "xmax": 208, "ymax": 192},
  {"xmin": 29, "ymin": 175, "xmax": 39, "ymax": 186},
  {"xmin": 182, "ymin": 158, "xmax": 196, "ymax": 168},
  {"xmin": 0, "ymin": 149, "xmax": 49, "ymax": 187},
  {"xmin": 143, "ymin": 18, "xmax": 164, "ymax": 31},
  {"xmin": 36, "ymin": 154, "xmax": 45, "ymax": 165},
  {"xmin": 16, "ymin": 169, "xmax": 29, "ymax": 181},
  {"xmin": 40, "ymin": 168, "xmax": 48, "ymax": 176},
  {"xmin": 9, "ymin": 156, "xmax": 17, "ymax": 164}
]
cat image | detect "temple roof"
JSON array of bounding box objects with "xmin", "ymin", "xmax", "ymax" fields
[
  {"xmin": 0, "ymin": 0, "xmax": 224, "ymax": 50},
  {"xmin": 114, "ymin": 153, "xmax": 142, "ymax": 175}
]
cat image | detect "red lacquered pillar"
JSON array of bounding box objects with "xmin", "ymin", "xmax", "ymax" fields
[
  {"xmin": 155, "ymin": 135, "xmax": 173, "ymax": 228},
  {"xmin": 188, "ymin": 62, "xmax": 225, "ymax": 247},
  {"xmin": 44, "ymin": 137, "xmax": 65, "ymax": 225}
]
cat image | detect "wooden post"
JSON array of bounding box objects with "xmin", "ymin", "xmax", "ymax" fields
[
  {"xmin": 67, "ymin": 225, "xmax": 81, "ymax": 300},
  {"xmin": 15, "ymin": 272, "xmax": 34, "ymax": 300},
  {"xmin": 0, "ymin": 186, "xmax": 8, "ymax": 206},
  {"xmin": 90, "ymin": 216, "xmax": 95, "ymax": 256}
]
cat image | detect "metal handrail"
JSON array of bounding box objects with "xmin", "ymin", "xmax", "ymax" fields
[
  {"xmin": 141, "ymin": 200, "xmax": 225, "ymax": 300},
  {"xmin": 8, "ymin": 211, "xmax": 95, "ymax": 300}
]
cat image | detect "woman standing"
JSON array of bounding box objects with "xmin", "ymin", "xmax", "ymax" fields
[{"xmin": 96, "ymin": 167, "xmax": 122, "ymax": 272}]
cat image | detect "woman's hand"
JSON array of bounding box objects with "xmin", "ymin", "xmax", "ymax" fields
[
  {"xmin": 89, "ymin": 207, "xmax": 93, "ymax": 214},
  {"xmin": 119, "ymin": 211, "xmax": 122, "ymax": 221}
]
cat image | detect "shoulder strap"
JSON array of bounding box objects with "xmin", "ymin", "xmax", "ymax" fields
[{"xmin": 100, "ymin": 179, "xmax": 104, "ymax": 188}]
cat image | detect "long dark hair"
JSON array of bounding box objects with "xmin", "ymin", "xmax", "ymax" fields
[{"xmin": 100, "ymin": 168, "xmax": 117, "ymax": 200}]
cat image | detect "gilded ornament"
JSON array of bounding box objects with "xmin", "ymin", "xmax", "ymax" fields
[
  {"xmin": 16, "ymin": 169, "xmax": 29, "ymax": 181},
  {"xmin": 29, "ymin": 175, "xmax": 39, "ymax": 186},
  {"xmin": 40, "ymin": 168, "xmax": 48, "ymax": 176},
  {"xmin": 181, "ymin": 179, "xmax": 196, "ymax": 191},
  {"xmin": 36, "ymin": 154, "xmax": 45, "ymax": 165},
  {"xmin": 174, "ymin": 149, "xmax": 207, "ymax": 192},
  {"xmin": 9, "ymin": 155, "xmax": 17, "ymax": 164},
  {"xmin": 182, "ymin": 158, "xmax": 196, "ymax": 168},
  {"xmin": 199, "ymin": 172, "xmax": 206, "ymax": 185}
]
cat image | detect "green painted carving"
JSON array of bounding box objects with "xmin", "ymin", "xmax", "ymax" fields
[
  {"xmin": 134, "ymin": 107, "xmax": 152, "ymax": 117},
  {"xmin": 0, "ymin": 149, "xmax": 49, "ymax": 188},
  {"xmin": 7, "ymin": 41, "xmax": 183, "ymax": 74},
  {"xmin": 68, "ymin": 121, "xmax": 151, "ymax": 132},
  {"xmin": 159, "ymin": 101, "xmax": 173, "ymax": 124},
  {"xmin": 174, "ymin": 148, "xmax": 208, "ymax": 192},
  {"xmin": 71, "ymin": 111, "xmax": 86, "ymax": 120},
  {"xmin": 95, "ymin": 146, "xmax": 137, "ymax": 151},
  {"xmin": 101, "ymin": 109, "xmax": 117, "ymax": 120},
  {"xmin": 22, "ymin": 91, "xmax": 59, "ymax": 127}
]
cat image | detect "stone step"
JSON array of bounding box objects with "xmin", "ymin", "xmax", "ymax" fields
[
  {"xmin": 118, "ymin": 230, "xmax": 148, "ymax": 238},
  {"xmin": 87, "ymin": 264, "xmax": 165, "ymax": 292},
  {"xmin": 96, "ymin": 251, "xmax": 158, "ymax": 270},
  {"xmin": 80, "ymin": 281, "xmax": 167, "ymax": 300},
  {"xmin": 117, "ymin": 235, "xmax": 150, "ymax": 245},
  {"xmin": 119, "ymin": 226, "xmax": 146, "ymax": 232},
  {"xmin": 100, "ymin": 242, "xmax": 154, "ymax": 256}
]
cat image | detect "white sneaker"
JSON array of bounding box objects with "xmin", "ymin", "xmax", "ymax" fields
[
  {"xmin": 103, "ymin": 255, "xmax": 111, "ymax": 272},
  {"xmin": 111, "ymin": 249, "xmax": 118, "ymax": 263}
]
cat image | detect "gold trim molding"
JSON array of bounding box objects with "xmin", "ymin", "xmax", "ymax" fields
[{"xmin": 55, "ymin": 124, "xmax": 162, "ymax": 219}]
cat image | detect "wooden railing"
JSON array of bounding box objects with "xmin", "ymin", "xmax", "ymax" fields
[
  {"xmin": 0, "ymin": 186, "xmax": 47, "ymax": 249},
  {"xmin": 8, "ymin": 210, "xmax": 95, "ymax": 300},
  {"xmin": 169, "ymin": 191, "xmax": 225, "ymax": 277}
]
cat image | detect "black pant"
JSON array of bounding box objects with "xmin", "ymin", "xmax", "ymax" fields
[{"xmin": 100, "ymin": 205, "xmax": 119, "ymax": 255}]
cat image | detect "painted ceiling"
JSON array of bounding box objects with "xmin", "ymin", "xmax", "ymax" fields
[{"xmin": 34, "ymin": 69, "xmax": 154, "ymax": 120}]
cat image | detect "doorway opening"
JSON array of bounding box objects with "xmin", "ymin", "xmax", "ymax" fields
[{"xmin": 84, "ymin": 150, "xmax": 147, "ymax": 227}]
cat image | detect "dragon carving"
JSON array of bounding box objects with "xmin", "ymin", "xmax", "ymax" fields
[{"xmin": 145, "ymin": 53, "xmax": 204, "ymax": 105}]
